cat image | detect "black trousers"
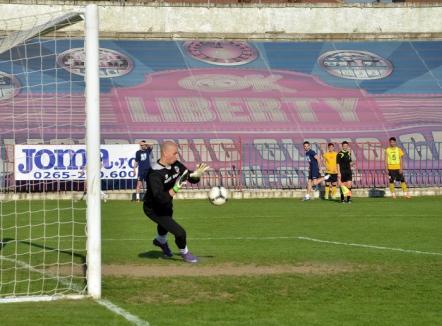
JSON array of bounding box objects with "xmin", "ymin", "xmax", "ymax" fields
[{"xmin": 143, "ymin": 203, "xmax": 187, "ymax": 249}]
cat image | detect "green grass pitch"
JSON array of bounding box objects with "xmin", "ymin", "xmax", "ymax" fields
[{"xmin": 1, "ymin": 196, "xmax": 442, "ymax": 325}]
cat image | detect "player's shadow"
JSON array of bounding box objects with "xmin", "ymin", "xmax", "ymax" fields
[
  {"xmin": 138, "ymin": 250, "xmax": 181, "ymax": 261},
  {"xmin": 138, "ymin": 250, "xmax": 215, "ymax": 260},
  {"xmin": 369, "ymin": 188, "xmax": 386, "ymax": 198}
]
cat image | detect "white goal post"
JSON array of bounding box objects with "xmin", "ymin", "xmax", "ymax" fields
[
  {"xmin": 85, "ymin": 4, "xmax": 101, "ymax": 300},
  {"xmin": 0, "ymin": 4, "xmax": 101, "ymax": 302}
]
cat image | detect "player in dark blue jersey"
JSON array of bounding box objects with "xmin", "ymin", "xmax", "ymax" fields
[
  {"xmin": 134, "ymin": 140, "xmax": 154, "ymax": 201},
  {"xmin": 303, "ymin": 141, "xmax": 330, "ymax": 200}
]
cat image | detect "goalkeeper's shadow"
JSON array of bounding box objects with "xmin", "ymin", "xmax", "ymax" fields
[
  {"xmin": 138, "ymin": 250, "xmax": 215, "ymax": 260},
  {"xmin": 138, "ymin": 250, "xmax": 182, "ymax": 261}
]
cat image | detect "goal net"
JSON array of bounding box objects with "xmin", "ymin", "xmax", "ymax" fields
[{"xmin": 0, "ymin": 6, "xmax": 100, "ymax": 302}]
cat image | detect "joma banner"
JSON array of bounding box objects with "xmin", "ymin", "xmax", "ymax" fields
[{"xmin": 14, "ymin": 145, "xmax": 140, "ymax": 181}]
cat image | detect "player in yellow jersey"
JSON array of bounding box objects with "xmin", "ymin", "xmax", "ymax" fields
[
  {"xmin": 385, "ymin": 137, "xmax": 410, "ymax": 199},
  {"xmin": 322, "ymin": 143, "xmax": 338, "ymax": 200}
]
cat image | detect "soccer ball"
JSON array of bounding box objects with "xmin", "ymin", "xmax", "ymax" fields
[{"xmin": 208, "ymin": 186, "xmax": 228, "ymax": 206}]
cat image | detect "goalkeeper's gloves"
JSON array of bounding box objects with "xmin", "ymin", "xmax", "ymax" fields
[
  {"xmin": 189, "ymin": 163, "xmax": 210, "ymax": 179},
  {"xmin": 172, "ymin": 170, "xmax": 188, "ymax": 193}
]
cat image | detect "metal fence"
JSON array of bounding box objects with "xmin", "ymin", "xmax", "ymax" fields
[{"xmin": 2, "ymin": 141, "xmax": 442, "ymax": 192}]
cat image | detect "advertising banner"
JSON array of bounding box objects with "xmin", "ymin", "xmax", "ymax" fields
[{"xmin": 14, "ymin": 144, "xmax": 139, "ymax": 181}]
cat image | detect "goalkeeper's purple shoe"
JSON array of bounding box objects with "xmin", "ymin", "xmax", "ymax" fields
[
  {"xmin": 153, "ymin": 239, "xmax": 173, "ymax": 258},
  {"xmin": 181, "ymin": 251, "xmax": 198, "ymax": 263}
]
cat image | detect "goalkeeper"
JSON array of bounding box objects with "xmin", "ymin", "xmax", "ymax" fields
[{"xmin": 143, "ymin": 141, "xmax": 209, "ymax": 263}]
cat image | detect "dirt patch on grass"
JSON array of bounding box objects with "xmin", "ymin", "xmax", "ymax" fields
[
  {"xmin": 100, "ymin": 262, "xmax": 355, "ymax": 278},
  {"xmin": 45, "ymin": 264, "xmax": 85, "ymax": 277},
  {"xmin": 129, "ymin": 289, "xmax": 235, "ymax": 305}
]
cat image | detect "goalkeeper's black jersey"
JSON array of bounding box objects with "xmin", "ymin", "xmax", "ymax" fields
[{"xmin": 143, "ymin": 160, "xmax": 198, "ymax": 215}]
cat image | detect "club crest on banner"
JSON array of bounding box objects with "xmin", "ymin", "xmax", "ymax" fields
[
  {"xmin": 57, "ymin": 47, "xmax": 133, "ymax": 78},
  {"xmin": 318, "ymin": 50, "xmax": 393, "ymax": 80}
]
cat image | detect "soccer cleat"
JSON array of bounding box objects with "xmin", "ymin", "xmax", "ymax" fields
[
  {"xmin": 302, "ymin": 195, "xmax": 311, "ymax": 201},
  {"xmin": 324, "ymin": 194, "xmax": 329, "ymax": 200},
  {"xmin": 153, "ymin": 239, "xmax": 173, "ymax": 258},
  {"xmin": 391, "ymin": 193, "xmax": 397, "ymax": 199},
  {"xmin": 405, "ymin": 193, "xmax": 411, "ymax": 199},
  {"xmin": 181, "ymin": 251, "xmax": 198, "ymax": 263}
]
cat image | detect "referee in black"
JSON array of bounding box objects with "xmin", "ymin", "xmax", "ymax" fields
[
  {"xmin": 143, "ymin": 141, "xmax": 209, "ymax": 263},
  {"xmin": 336, "ymin": 141, "xmax": 353, "ymax": 204}
]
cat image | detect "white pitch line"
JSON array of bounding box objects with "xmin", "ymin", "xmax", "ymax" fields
[
  {"xmin": 296, "ymin": 236, "xmax": 442, "ymax": 256},
  {"xmin": 100, "ymin": 236, "xmax": 296, "ymax": 241},
  {"xmin": 105, "ymin": 214, "xmax": 441, "ymax": 222},
  {"xmin": 96, "ymin": 299, "xmax": 150, "ymax": 326},
  {"xmin": 0, "ymin": 255, "xmax": 150, "ymax": 326},
  {"xmin": 101, "ymin": 235, "xmax": 442, "ymax": 257},
  {"xmin": 177, "ymin": 214, "xmax": 441, "ymax": 219}
]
